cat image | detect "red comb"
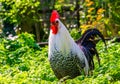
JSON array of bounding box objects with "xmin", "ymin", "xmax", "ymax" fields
[{"xmin": 50, "ymin": 10, "xmax": 60, "ymax": 22}]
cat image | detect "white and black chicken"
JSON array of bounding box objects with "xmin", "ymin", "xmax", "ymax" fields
[{"xmin": 48, "ymin": 10, "xmax": 106, "ymax": 81}]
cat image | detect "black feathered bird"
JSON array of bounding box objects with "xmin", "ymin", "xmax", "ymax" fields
[
  {"xmin": 76, "ymin": 28, "xmax": 106, "ymax": 70},
  {"xmin": 48, "ymin": 10, "xmax": 106, "ymax": 81}
]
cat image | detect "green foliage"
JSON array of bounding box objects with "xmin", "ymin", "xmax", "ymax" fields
[
  {"xmin": 70, "ymin": 28, "xmax": 81, "ymax": 40},
  {"xmin": 0, "ymin": 33, "xmax": 57, "ymax": 83},
  {"xmin": 108, "ymin": 0, "xmax": 120, "ymax": 25},
  {"xmin": 0, "ymin": 33, "xmax": 120, "ymax": 83},
  {"xmin": 54, "ymin": 0, "xmax": 76, "ymax": 11},
  {"xmin": 0, "ymin": 0, "xmax": 40, "ymax": 24},
  {"xmin": 80, "ymin": 0, "xmax": 105, "ymax": 34},
  {"xmin": 3, "ymin": 33, "xmax": 40, "ymax": 65}
]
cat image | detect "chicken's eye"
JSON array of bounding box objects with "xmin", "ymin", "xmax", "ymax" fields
[
  {"xmin": 51, "ymin": 21, "xmax": 59, "ymax": 25},
  {"xmin": 55, "ymin": 20, "xmax": 58, "ymax": 24}
]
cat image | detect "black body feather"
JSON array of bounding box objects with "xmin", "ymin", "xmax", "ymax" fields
[{"xmin": 76, "ymin": 28, "xmax": 106, "ymax": 70}]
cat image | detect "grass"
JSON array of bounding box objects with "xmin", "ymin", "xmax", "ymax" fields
[{"xmin": 0, "ymin": 33, "xmax": 120, "ymax": 84}]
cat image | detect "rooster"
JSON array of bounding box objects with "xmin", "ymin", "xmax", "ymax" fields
[{"xmin": 48, "ymin": 10, "xmax": 106, "ymax": 81}]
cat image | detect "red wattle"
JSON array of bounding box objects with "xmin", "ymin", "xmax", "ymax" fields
[{"xmin": 50, "ymin": 25, "xmax": 58, "ymax": 34}]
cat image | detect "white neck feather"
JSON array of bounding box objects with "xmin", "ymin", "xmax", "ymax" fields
[{"xmin": 48, "ymin": 20, "xmax": 75, "ymax": 55}]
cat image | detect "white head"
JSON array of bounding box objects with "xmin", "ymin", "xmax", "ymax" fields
[{"xmin": 49, "ymin": 10, "xmax": 72, "ymax": 38}]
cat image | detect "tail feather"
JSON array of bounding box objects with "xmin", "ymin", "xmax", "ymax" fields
[
  {"xmin": 76, "ymin": 28, "xmax": 106, "ymax": 70},
  {"xmin": 77, "ymin": 28, "xmax": 106, "ymax": 46}
]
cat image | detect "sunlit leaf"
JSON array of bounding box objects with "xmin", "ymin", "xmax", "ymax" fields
[
  {"xmin": 86, "ymin": 1, "xmax": 94, "ymax": 7},
  {"xmin": 97, "ymin": 8, "xmax": 105, "ymax": 14}
]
